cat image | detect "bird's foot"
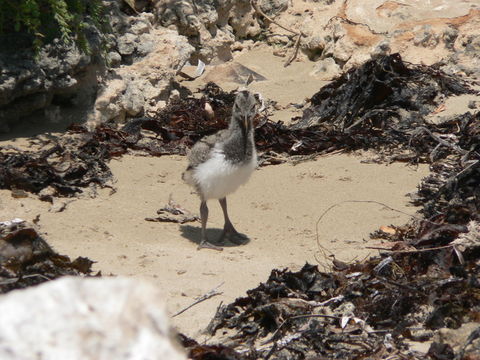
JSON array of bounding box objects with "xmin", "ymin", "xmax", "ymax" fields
[
  {"xmin": 197, "ymin": 239, "xmax": 223, "ymax": 251},
  {"xmin": 220, "ymin": 224, "xmax": 248, "ymax": 245}
]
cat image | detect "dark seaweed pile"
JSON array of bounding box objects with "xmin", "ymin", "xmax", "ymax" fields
[
  {"xmin": 294, "ymin": 53, "xmax": 474, "ymax": 157},
  {"xmin": 0, "ymin": 220, "xmax": 95, "ymax": 293},
  {"xmin": 181, "ymin": 254, "xmax": 480, "ymax": 359}
]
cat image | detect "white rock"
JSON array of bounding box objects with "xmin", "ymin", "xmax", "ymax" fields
[
  {"xmin": 0, "ymin": 277, "xmax": 186, "ymax": 360},
  {"xmin": 124, "ymin": 81, "xmax": 145, "ymax": 116},
  {"xmin": 92, "ymin": 29, "xmax": 194, "ymax": 123}
]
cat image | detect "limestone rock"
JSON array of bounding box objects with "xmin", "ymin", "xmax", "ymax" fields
[
  {"xmin": 266, "ymin": 0, "xmax": 480, "ymax": 77},
  {"xmin": 258, "ymin": 0, "xmax": 289, "ymax": 16},
  {"xmin": 92, "ymin": 29, "xmax": 194, "ymax": 124},
  {"xmin": 309, "ymin": 57, "xmax": 341, "ymax": 80},
  {"xmin": 154, "ymin": 0, "xmax": 259, "ymax": 62},
  {"xmin": 433, "ymin": 322, "xmax": 480, "ymax": 354},
  {"xmin": 0, "ymin": 277, "xmax": 187, "ymax": 360},
  {"xmin": 118, "ymin": 33, "xmax": 138, "ymax": 56},
  {"xmin": 107, "ymin": 51, "xmax": 122, "ymax": 67}
]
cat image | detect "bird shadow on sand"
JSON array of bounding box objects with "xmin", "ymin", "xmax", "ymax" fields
[{"xmin": 179, "ymin": 225, "xmax": 251, "ymax": 248}]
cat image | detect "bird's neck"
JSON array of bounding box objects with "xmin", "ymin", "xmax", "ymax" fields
[
  {"xmin": 223, "ymin": 122, "xmax": 255, "ymax": 163},
  {"xmin": 228, "ymin": 114, "xmax": 243, "ymax": 132}
]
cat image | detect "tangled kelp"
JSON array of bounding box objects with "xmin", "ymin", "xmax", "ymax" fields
[
  {"xmin": 181, "ymin": 248, "xmax": 480, "ymax": 359},
  {"xmin": 178, "ymin": 55, "xmax": 480, "ymax": 359},
  {"xmin": 0, "ymin": 219, "xmax": 95, "ymax": 293}
]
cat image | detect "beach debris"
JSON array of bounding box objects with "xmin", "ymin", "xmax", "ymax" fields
[
  {"xmin": 179, "ymin": 59, "xmax": 206, "ymax": 80},
  {"xmin": 172, "ymin": 282, "xmax": 224, "ymax": 318},
  {"xmin": 146, "ymin": 196, "xmax": 199, "ymax": 224},
  {"xmin": 0, "ymin": 220, "xmax": 95, "ymax": 293},
  {"xmin": 179, "ymin": 334, "xmax": 243, "ymax": 360},
  {"xmin": 0, "ymin": 52, "xmax": 478, "ymax": 358},
  {"xmin": 190, "ymin": 243, "xmax": 480, "ymax": 359},
  {"xmin": 0, "ymin": 132, "xmax": 114, "ymax": 197},
  {"xmin": 296, "ymin": 53, "xmax": 472, "ymax": 129},
  {"xmin": 202, "ymin": 62, "xmax": 267, "ymax": 85}
]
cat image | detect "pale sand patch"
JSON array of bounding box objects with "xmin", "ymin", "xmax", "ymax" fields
[{"xmin": 0, "ymin": 153, "xmax": 428, "ymax": 337}]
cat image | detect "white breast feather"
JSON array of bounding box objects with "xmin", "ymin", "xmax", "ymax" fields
[{"xmin": 193, "ymin": 147, "xmax": 257, "ymax": 200}]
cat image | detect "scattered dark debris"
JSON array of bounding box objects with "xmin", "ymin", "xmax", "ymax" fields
[
  {"xmin": 427, "ymin": 342, "xmax": 455, "ymax": 360},
  {"xmin": 179, "ymin": 55, "xmax": 480, "ymax": 359},
  {"xmin": 0, "ymin": 219, "xmax": 95, "ymax": 293},
  {"xmin": 0, "ymin": 129, "xmax": 114, "ymax": 198},
  {"xmin": 295, "ymin": 53, "xmax": 472, "ymax": 148}
]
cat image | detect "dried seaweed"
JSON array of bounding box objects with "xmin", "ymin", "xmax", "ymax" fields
[
  {"xmin": 196, "ymin": 250, "xmax": 480, "ymax": 359},
  {"xmin": 178, "ymin": 56, "xmax": 480, "ymax": 358},
  {"xmin": 0, "ymin": 219, "xmax": 95, "ymax": 293},
  {"xmin": 294, "ymin": 53, "xmax": 474, "ymax": 157},
  {"xmin": 146, "ymin": 197, "xmax": 199, "ymax": 224},
  {"xmin": 179, "ymin": 334, "xmax": 248, "ymax": 360}
]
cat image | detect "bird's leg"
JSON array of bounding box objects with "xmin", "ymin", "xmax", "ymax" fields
[
  {"xmin": 198, "ymin": 200, "xmax": 223, "ymax": 251},
  {"xmin": 219, "ymin": 197, "xmax": 247, "ymax": 245}
]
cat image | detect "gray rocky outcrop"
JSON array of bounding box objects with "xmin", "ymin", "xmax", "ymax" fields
[
  {"xmin": 0, "ymin": 0, "xmax": 196, "ymax": 131},
  {"xmin": 0, "ymin": 276, "xmax": 186, "ymax": 360},
  {"xmin": 0, "ymin": 36, "xmax": 102, "ymax": 132}
]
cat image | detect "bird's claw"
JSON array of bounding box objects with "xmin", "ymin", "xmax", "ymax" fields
[{"xmin": 197, "ymin": 239, "xmax": 223, "ymax": 251}]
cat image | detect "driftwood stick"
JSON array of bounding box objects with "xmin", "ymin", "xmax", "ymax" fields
[
  {"xmin": 263, "ymin": 314, "xmax": 340, "ymax": 346},
  {"xmin": 172, "ymin": 282, "xmax": 224, "ymax": 318},
  {"xmin": 284, "ymin": 33, "xmax": 302, "ymax": 67},
  {"xmin": 411, "ymin": 126, "xmax": 467, "ymax": 157},
  {"xmin": 263, "ymin": 314, "xmax": 340, "ymax": 359}
]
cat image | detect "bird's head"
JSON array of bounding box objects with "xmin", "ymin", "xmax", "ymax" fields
[{"xmin": 232, "ymin": 90, "xmax": 261, "ymax": 132}]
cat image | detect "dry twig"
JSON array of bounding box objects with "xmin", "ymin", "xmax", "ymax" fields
[{"xmin": 172, "ymin": 282, "xmax": 224, "ymax": 318}]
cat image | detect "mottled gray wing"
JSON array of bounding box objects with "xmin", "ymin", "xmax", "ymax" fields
[{"xmin": 187, "ymin": 130, "xmax": 229, "ymax": 169}]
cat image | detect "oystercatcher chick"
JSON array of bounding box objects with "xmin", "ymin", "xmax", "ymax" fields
[{"xmin": 183, "ymin": 90, "xmax": 259, "ymax": 250}]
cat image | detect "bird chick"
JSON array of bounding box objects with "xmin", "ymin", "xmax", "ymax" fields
[{"xmin": 183, "ymin": 90, "xmax": 259, "ymax": 250}]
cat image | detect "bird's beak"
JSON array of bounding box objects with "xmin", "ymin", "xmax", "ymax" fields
[{"xmin": 244, "ymin": 116, "xmax": 249, "ymax": 130}]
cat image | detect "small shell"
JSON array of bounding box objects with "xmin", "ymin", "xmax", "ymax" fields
[{"xmin": 204, "ymin": 102, "xmax": 214, "ymax": 119}]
